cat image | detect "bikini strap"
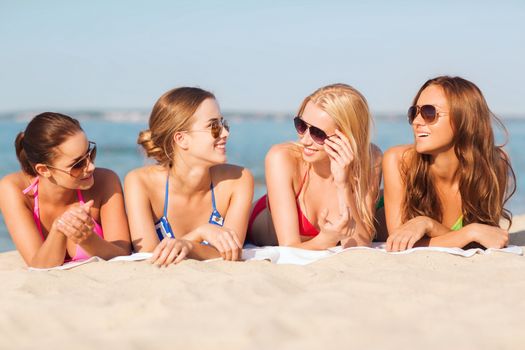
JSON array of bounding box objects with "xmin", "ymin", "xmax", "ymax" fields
[
  {"xmin": 163, "ymin": 173, "xmax": 170, "ymax": 217},
  {"xmin": 295, "ymin": 167, "xmax": 309, "ymax": 199},
  {"xmin": 210, "ymin": 182, "xmax": 217, "ymax": 211},
  {"xmin": 22, "ymin": 177, "xmax": 39, "ymax": 195},
  {"xmin": 76, "ymin": 189, "xmax": 85, "ymax": 204},
  {"xmin": 21, "ymin": 177, "xmax": 44, "ymax": 240}
]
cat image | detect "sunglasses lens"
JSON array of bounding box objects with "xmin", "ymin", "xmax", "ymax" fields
[
  {"xmin": 70, "ymin": 143, "xmax": 96, "ymax": 177},
  {"xmin": 294, "ymin": 117, "xmax": 307, "ymax": 135},
  {"xmin": 211, "ymin": 119, "xmax": 229, "ymax": 138},
  {"xmin": 407, "ymin": 106, "xmax": 417, "ymax": 124},
  {"xmin": 211, "ymin": 122, "xmax": 221, "ymax": 138},
  {"xmin": 421, "ymin": 105, "xmax": 437, "ymax": 123},
  {"xmin": 309, "ymin": 126, "xmax": 328, "ymax": 144}
]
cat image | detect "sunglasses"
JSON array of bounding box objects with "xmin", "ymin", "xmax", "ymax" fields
[
  {"xmin": 294, "ymin": 117, "xmax": 334, "ymax": 145},
  {"xmin": 46, "ymin": 141, "xmax": 97, "ymax": 178},
  {"xmin": 407, "ymin": 105, "xmax": 441, "ymax": 125},
  {"xmin": 188, "ymin": 118, "xmax": 230, "ymax": 139}
]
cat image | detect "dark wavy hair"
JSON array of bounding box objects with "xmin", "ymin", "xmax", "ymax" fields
[{"xmin": 401, "ymin": 76, "xmax": 516, "ymax": 228}]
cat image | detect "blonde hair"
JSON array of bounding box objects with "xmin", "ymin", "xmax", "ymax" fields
[
  {"xmin": 138, "ymin": 87, "xmax": 215, "ymax": 166},
  {"xmin": 297, "ymin": 83, "xmax": 376, "ymax": 234}
]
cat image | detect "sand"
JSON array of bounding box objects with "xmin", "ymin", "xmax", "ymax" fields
[{"xmin": 1, "ymin": 217, "xmax": 525, "ymax": 350}]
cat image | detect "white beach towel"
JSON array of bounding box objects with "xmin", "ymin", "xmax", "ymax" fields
[
  {"xmin": 243, "ymin": 243, "xmax": 523, "ymax": 265},
  {"xmin": 28, "ymin": 244, "xmax": 523, "ymax": 270}
]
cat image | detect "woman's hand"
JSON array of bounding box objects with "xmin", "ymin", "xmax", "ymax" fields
[
  {"xmin": 324, "ymin": 129, "xmax": 355, "ymax": 188},
  {"xmin": 386, "ymin": 216, "xmax": 431, "ymax": 252},
  {"xmin": 317, "ymin": 207, "xmax": 354, "ymax": 247},
  {"xmin": 191, "ymin": 224, "xmax": 243, "ymax": 261},
  {"xmin": 468, "ymin": 223, "xmax": 509, "ymax": 249},
  {"xmin": 150, "ymin": 238, "xmax": 193, "ymax": 267},
  {"xmin": 55, "ymin": 200, "xmax": 96, "ymax": 245}
]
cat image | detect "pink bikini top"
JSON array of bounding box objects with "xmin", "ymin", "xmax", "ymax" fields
[{"xmin": 22, "ymin": 177, "xmax": 104, "ymax": 262}]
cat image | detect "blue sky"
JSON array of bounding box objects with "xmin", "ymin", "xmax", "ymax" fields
[{"xmin": 0, "ymin": 0, "xmax": 524, "ymax": 114}]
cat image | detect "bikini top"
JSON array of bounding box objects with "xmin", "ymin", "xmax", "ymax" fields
[
  {"xmin": 154, "ymin": 175, "xmax": 224, "ymax": 241},
  {"xmin": 22, "ymin": 177, "xmax": 104, "ymax": 262},
  {"xmin": 295, "ymin": 169, "xmax": 320, "ymax": 237}
]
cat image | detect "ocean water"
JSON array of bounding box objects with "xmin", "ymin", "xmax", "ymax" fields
[{"xmin": 1, "ymin": 112, "xmax": 524, "ymax": 252}]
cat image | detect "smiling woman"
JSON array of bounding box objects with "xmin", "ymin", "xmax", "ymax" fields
[
  {"xmin": 124, "ymin": 87, "xmax": 253, "ymax": 266},
  {"xmin": 0, "ymin": 112, "xmax": 131, "ymax": 268},
  {"xmin": 247, "ymin": 83, "xmax": 383, "ymax": 250},
  {"xmin": 383, "ymin": 76, "xmax": 517, "ymax": 251}
]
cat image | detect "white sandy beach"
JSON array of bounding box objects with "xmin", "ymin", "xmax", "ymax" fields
[{"xmin": 1, "ymin": 217, "xmax": 525, "ymax": 350}]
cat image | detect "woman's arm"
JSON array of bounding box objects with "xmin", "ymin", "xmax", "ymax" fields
[
  {"xmin": 0, "ymin": 174, "xmax": 67, "ymax": 268},
  {"xmin": 124, "ymin": 168, "xmax": 160, "ymax": 252},
  {"xmin": 76, "ymin": 169, "xmax": 131, "ymax": 259},
  {"xmin": 416, "ymin": 223, "xmax": 508, "ymax": 249}
]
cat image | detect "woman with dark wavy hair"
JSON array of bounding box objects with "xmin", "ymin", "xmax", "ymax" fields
[{"xmin": 383, "ymin": 76, "xmax": 515, "ymax": 251}]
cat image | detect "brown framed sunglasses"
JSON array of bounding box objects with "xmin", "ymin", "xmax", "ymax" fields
[{"xmin": 45, "ymin": 141, "xmax": 97, "ymax": 177}]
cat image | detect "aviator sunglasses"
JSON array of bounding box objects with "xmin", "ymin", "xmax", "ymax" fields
[
  {"xmin": 407, "ymin": 105, "xmax": 441, "ymax": 125},
  {"xmin": 293, "ymin": 116, "xmax": 335, "ymax": 145},
  {"xmin": 189, "ymin": 118, "xmax": 230, "ymax": 139},
  {"xmin": 46, "ymin": 141, "xmax": 97, "ymax": 178}
]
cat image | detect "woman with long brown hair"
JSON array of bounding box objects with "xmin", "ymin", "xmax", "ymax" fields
[
  {"xmin": 0, "ymin": 112, "xmax": 131, "ymax": 267},
  {"xmin": 124, "ymin": 87, "xmax": 253, "ymax": 266},
  {"xmin": 248, "ymin": 83, "xmax": 383, "ymax": 249},
  {"xmin": 383, "ymin": 76, "xmax": 516, "ymax": 251}
]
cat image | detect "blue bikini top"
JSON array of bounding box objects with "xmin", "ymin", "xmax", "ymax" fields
[{"xmin": 155, "ymin": 175, "xmax": 224, "ymax": 241}]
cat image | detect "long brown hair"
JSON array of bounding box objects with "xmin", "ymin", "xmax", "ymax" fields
[
  {"xmin": 297, "ymin": 83, "xmax": 376, "ymax": 234},
  {"xmin": 402, "ymin": 76, "xmax": 516, "ymax": 228},
  {"xmin": 15, "ymin": 112, "xmax": 83, "ymax": 176},
  {"xmin": 138, "ymin": 87, "xmax": 215, "ymax": 166}
]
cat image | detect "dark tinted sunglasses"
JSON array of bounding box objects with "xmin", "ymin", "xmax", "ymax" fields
[
  {"xmin": 47, "ymin": 141, "xmax": 97, "ymax": 178},
  {"xmin": 294, "ymin": 117, "xmax": 334, "ymax": 145},
  {"xmin": 407, "ymin": 105, "xmax": 439, "ymax": 125}
]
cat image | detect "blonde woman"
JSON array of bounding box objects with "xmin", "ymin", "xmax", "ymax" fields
[
  {"xmin": 383, "ymin": 76, "xmax": 515, "ymax": 251},
  {"xmin": 248, "ymin": 84, "xmax": 382, "ymax": 250},
  {"xmin": 125, "ymin": 87, "xmax": 254, "ymax": 266}
]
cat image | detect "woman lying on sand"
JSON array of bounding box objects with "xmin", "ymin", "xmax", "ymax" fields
[
  {"xmin": 125, "ymin": 87, "xmax": 253, "ymax": 266},
  {"xmin": 247, "ymin": 84, "xmax": 383, "ymax": 250},
  {"xmin": 0, "ymin": 113, "xmax": 131, "ymax": 267},
  {"xmin": 383, "ymin": 76, "xmax": 516, "ymax": 252}
]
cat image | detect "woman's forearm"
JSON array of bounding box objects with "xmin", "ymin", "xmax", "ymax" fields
[
  {"xmin": 29, "ymin": 229, "xmax": 68, "ymax": 268},
  {"xmin": 78, "ymin": 234, "xmax": 131, "ymax": 260}
]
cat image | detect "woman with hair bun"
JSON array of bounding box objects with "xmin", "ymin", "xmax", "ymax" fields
[
  {"xmin": 383, "ymin": 76, "xmax": 516, "ymax": 251},
  {"xmin": 124, "ymin": 87, "xmax": 253, "ymax": 266},
  {"xmin": 0, "ymin": 112, "xmax": 131, "ymax": 268}
]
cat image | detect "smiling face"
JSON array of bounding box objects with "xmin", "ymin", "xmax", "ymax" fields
[
  {"xmin": 298, "ymin": 101, "xmax": 337, "ymax": 163},
  {"xmin": 412, "ymin": 85, "xmax": 455, "ymax": 155},
  {"xmin": 44, "ymin": 131, "xmax": 96, "ymax": 189},
  {"xmin": 184, "ymin": 98, "xmax": 229, "ymax": 164}
]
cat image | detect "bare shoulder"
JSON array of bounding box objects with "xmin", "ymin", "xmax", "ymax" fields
[
  {"xmin": 266, "ymin": 142, "xmax": 302, "ymax": 175},
  {"xmin": 124, "ymin": 165, "xmax": 165, "ymax": 190},
  {"xmin": 0, "ymin": 172, "xmax": 29, "ymax": 198},
  {"xmin": 93, "ymin": 168, "xmax": 121, "ymax": 187},
  {"xmin": 211, "ymin": 164, "xmax": 253, "ymax": 185},
  {"xmin": 383, "ymin": 144, "xmax": 412, "ymax": 167}
]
